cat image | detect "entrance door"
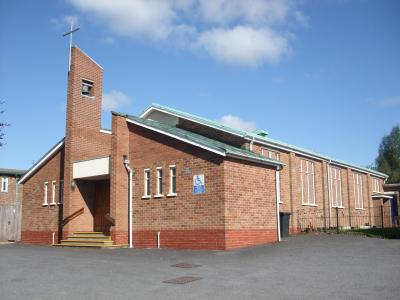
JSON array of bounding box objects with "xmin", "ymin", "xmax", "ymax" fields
[{"xmin": 93, "ymin": 180, "xmax": 111, "ymax": 233}]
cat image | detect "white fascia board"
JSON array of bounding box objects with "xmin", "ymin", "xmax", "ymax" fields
[
  {"xmin": 125, "ymin": 118, "xmax": 226, "ymax": 157},
  {"xmin": 249, "ymin": 137, "xmax": 387, "ymax": 179},
  {"xmin": 139, "ymin": 107, "xmax": 245, "ymax": 139},
  {"xmin": 226, "ymin": 153, "xmax": 283, "ymax": 169},
  {"xmin": 18, "ymin": 140, "xmax": 65, "ymax": 184}
]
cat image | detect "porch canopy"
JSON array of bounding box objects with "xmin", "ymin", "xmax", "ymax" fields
[{"xmin": 73, "ymin": 157, "xmax": 110, "ymax": 180}]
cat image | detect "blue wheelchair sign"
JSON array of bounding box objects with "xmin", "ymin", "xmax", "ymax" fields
[{"xmin": 193, "ymin": 175, "xmax": 205, "ymax": 194}]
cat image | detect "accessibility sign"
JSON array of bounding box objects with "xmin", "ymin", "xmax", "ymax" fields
[{"xmin": 193, "ymin": 174, "xmax": 205, "ymax": 194}]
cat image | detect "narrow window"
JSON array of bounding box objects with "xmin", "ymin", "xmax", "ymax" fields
[
  {"xmin": 43, "ymin": 182, "xmax": 48, "ymax": 206},
  {"xmin": 169, "ymin": 165, "xmax": 177, "ymax": 196},
  {"xmin": 81, "ymin": 79, "xmax": 94, "ymax": 97},
  {"xmin": 1, "ymin": 177, "xmax": 8, "ymax": 193},
  {"xmin": 50, "ymin": 181, "xmax": 56, "ymax": 205},
  {"xmin": 372, "ymin": 178, "xmax": 380, "ymax": 192},
  {"xmin": 143, "ymin": 169, "xmax": 150, "ymax": 198},
  {"xmin": 301, "ymin": 159, "xmax": 316, "ymax": 205},
  {"xmin": 354, "ymin": 173, "xmax": 364, "ymax": 209},
  {"xmin": 330, "ymin": 167, "xmax": 343, "ymax": 208},
  {"xmin": 156, "ymin": 167, "xmax": 163, "ymax": 196}
]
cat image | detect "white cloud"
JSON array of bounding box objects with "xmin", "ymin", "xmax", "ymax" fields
[
  {"xmin": 196, "ymin": 26, "xmax": 289, "ymax": 66},
  {"xmin": 67, "ymin": 0, "xmax": 305, "ymax": 67},
  {"xmin": 217, "ymin": 115, "xmax": 257, "ymax": 131},
  {"xmin": 376, "ymin": 96, "xmax": 400, "ymax": 108},
  {"xmin": 102, "ymin": 90, "xmax": 132, "ymax": 111},
  {"xmin": 50, "ymin": 15, "xmax": 79, "ymax": 28}
]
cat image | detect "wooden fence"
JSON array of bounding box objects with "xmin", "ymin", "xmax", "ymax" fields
[{"xmin": 0, "ymin": 204, "xmax": 21, "ymax": 242}]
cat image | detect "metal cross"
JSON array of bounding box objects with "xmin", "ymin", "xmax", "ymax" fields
[{"xmin": 62, "ymin": 22, "xmax": 80, "ymax": 72}]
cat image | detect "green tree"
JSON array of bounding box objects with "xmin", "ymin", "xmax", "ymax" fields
[
  {"xmin": 0, "ymin": 100, "xmax": 10, "ymax": 147},
  {"xmin": 376, "ymin": 125, "xmax": 400, "ymax": 183}
]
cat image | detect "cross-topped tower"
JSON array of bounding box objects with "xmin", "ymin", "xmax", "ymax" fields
[{"xmin": 62, "ymin": 21, "xmax": 80, "ymax": 72}]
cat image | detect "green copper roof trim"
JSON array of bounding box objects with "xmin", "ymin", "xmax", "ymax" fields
[
  {"xmin": 139, "ymin": 104, "xmax": 387, "ymax": 178},
  {"xmin": 122, "ymin": 113, "xmax": 283, "ymax": 168}
]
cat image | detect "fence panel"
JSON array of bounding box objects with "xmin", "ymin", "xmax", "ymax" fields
[{"xmin": 0, "ymin": 204, "xmax": 21, "ymax": 242}]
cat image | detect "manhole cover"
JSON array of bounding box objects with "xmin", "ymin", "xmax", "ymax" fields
[
  {"xmin": 163, "ymin": 276, "xmax": 202, "ymax": 284},
  {"xmin": 171, "ymin": 263, "xmax": 201, "ymax": 268}
]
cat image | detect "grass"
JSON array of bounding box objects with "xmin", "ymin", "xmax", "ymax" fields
[{"xmin": 342, "ymin": 227, "xmax": 400, "ymax": 239}]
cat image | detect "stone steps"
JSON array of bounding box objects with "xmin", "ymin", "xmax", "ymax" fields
[{"xmin": 53, "ymin": 232, "xmax": 122, "ymax": 249}]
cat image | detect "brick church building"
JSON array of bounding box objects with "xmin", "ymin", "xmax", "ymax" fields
[{"xmin": 19, "ymin": 46, "xmax": 388, "ymax": 250}]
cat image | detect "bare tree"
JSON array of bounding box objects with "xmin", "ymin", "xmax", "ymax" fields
[{"xmin": 0, "ymin": 100, "xmax": 10, "ymax": 147}]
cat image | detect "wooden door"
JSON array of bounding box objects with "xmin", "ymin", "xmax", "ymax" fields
[{"xmin": 93, "ymin": 180, "xmax": 110, "ymax": 233}]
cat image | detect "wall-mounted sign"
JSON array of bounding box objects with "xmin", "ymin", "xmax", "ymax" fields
[{"xmin": 193, "ymin": 174, "xmax": 205, "ymax": 194}]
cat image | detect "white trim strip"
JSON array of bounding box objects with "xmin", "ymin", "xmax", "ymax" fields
[
  {"xmin": 100, "ymin": 129, "xmax": 112, "ymax": 135},
  {"xmin": 19, "ymin": 140, "xmax": 65, "ymax": 184},
  {"xmin": 125, "ymin": 118, "xmax": 226, "ymax": 157},
  {"xmin": 226, "ymin": 153, "xmax": 283, "ymax": 168}
]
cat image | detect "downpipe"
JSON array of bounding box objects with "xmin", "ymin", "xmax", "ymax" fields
[
  {"xmin": 276, "ymin": 165, "xmax": 282, "ymax": 242},
  {"xmin": 123, "ymin": 155, "xmax": 133, "ymax": 248}
]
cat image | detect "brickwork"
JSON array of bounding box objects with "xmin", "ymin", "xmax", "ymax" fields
[
  {"xmin": 63, "ymin": 47, "xmax": 111, "ymax": 235},
  {"xmin": 0, "ymin": 176, "xmax": 23, "ymax": 205},
  {"xmin": 127, "ymin": 122, "xmax": 226, "ymax": 248},
  {"xmin": 21, "ymin": 148, "xmax": 64, "ymax": 244}
]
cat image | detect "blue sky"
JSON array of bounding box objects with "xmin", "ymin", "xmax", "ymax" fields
[{"xmin": 0, "ymin": 0, "xmax": 399, "ymax": 170}]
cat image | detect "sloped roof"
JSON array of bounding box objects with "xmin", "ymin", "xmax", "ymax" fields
[
  {"xmin": 0, "ymin": 168, "xmax": 26, "ymax": 176},
  {"xmin": 140, "ymin": 103, "xmax": 388, "ymax": 178},
  {"xmin": 18, "ymin": 138, "xmax": 65, "ymax": 184},
  {"xmin": 121, "ymin": 113, "xmax": 283, "ymax": 168}
]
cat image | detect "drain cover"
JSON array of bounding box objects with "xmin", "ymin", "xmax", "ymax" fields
[
  {"xmin": 163, "ymin": 276, "xmax": 202, "ymax": 284},
  {"xmin": 171, "ymin": 263, "xmax": 201, "ymax": 269}
]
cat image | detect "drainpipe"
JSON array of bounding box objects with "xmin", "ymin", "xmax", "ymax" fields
[
  {"xmin": 123, "ymin": 155, "xmax": 133, "ymax": 249},
  {"xmin": 249, "ymin": 137, "xmax": 255, "ymax": 152},
  {"xmin": 276, "ymin": 165, "xmax": 282, "ymax": 242},
  {"xmin": 327, "ymin": 160, "xmax": 332, "ymax": 228}
]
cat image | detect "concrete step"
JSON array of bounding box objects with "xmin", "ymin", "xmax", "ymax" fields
[
  {"xmin": 60, "ymin": 239, "xmax": 114, "ymax": 245},
  {"xmin": 53, "ymin": 243, "xmax": 122, "ymax": 248},
  {"xmin": 67, "ymin": 236, "xmax": 112, "ymax": 241}
]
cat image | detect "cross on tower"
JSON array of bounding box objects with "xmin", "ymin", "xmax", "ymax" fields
[{"xmin": 62, "ymin": 21, "xmax": 80, "ymax": 72}]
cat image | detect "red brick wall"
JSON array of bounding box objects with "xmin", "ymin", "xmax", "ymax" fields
[
  {"xmin": 124, "ymin": 121, "xmax": 226, "ymax": 249},
  {"xmin": 63, "ymin": 46, "xmax": 111, "ymax": 234},
  {"xmin": 224, "ymin": 158, "xmax": 278, "ymax": 249},
  {"xmin": 21, "ymin": 148, "xmax": 64, "ymax": 244},
  {"xmin": 0, "ymin": 176, "xmax": 22, "ymax": 205}
]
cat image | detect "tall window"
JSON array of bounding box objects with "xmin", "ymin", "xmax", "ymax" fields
[
  {"xmin": 143, "ymin": 169, "xmax": 150, "ymax": 198},
  {"xmin": 372, "ymin": 178, "xmax": 380, "ymax": 192},
  {"xmin": 156, "ymin": 167, "xmax": 163, "ymax": 196},
  {"xmin": 300, "ymin": 159, "xmax": 316, "ymax": 205},
  {"xmin": 1, "ymin": 177, "xmax": 8, "ymax": 193},
  {"xmin": 43, "ymin": 182, "xmax": 48, "ymax": 206},
  {"xmin": 51, "ymin": 181, "xmax": 56, "ymax": 205},
  {"xmin": 353, "ymin": 173, "xmax": 364, "ymax": 209},
  {"xmin": 169, "ymin": 165, "xmax": 177, "ymax": 196},
  {"xmin": 329, "ymin": 167, "xmax": 343, "ymax": 208}
]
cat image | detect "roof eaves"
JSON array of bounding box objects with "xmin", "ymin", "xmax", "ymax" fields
[
  {"xmin": 18, "ymin": 138, "xmax": 65, "ymax": 184},
  {"xmin": 251, "ymin": 136, "xmax": 388, "ymax": 178}
]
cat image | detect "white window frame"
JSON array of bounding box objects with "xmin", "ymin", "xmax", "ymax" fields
[
  {"xmin": 261, "ymin": 148, "xmax": 279, "ymax": 160},
  {"xmin": 354, "ymin": 173, "xmax": 364, "ymax": 209},
  {"xmin": 43, "ymin": 182, "xmax": 49, "ymax": 206},
  {"xmin": 329, "ymin": 167, "xmax": 343, "ymax": 208},
  {"xmin": 154, "ymin": 167, "xmax": 164, "ymax": 198},
  {"xmin": 301, "ymin": 159, "xmax": 316, "ymax": 206},
  {"xmin": 143, "ymin": 169, "xmax": 151, "ymax": 199},
  {"xmin": 168, "ymin": 165, "xmax": 177, "ymax": 197},
  {"xmin": 50, "ymin": 181, "xmax": 57, "ymax": 205},
  {"xmin": 372, "ymin": 178, "xmax": 380, "ymax": 192},
  {"xmin": 1, "ymin": 177, "xmax": 9, "ymax": 193}
]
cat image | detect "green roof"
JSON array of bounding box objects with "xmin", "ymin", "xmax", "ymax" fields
[
  {"xmin": 0, "ymin": 168, "xmax": 26, "ymax": 176},
  {"xmin": 123, "ymin": 114, "xmax": 283, "ymax": 167},
  {"xmin": 140, "ymin": 103, "xmax": 387, "ymax": 178}
]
